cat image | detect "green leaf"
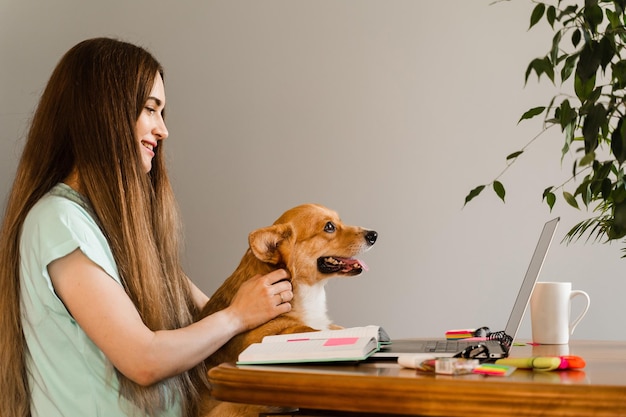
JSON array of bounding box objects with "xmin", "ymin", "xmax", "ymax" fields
[
  {"xmin": 579, "ymin": 151, "xmax": 596, "ymax": 166},
  {"xmin": 583, "ymin": 3, "xmax": 604, "ymax": 33},
  {"xmin": 518, "ymin": 106, "xmax": 545, "ymax": 123},
  {"xmin": 557, "ymin": 99, "xmax": 577, "ymax": 132},
  {"xmin": 611, "ymin": 117, "xmax": 626, "ymax": 165},
  {"xmin": 546, "ymin": 192, "xmax": 556, "ymax": 210},
  {"xmin": 595, "ymin": 161, "xmax": 613, "ymax": 181},
  {"xmin": 542, "ymin": 58, "xmax": 555, "ymax": 83},
  {"xmin": 563, "ymin": 191, "xmax": 580, "ymax": 209},
  {"xmin": 493, "ymin": 181, "xmax": 506, "ymax": 202},
  {"xmin": 612, "ymin": 60, "xmax": 626, "ymax": 89},
  {"xmin": 612, "ymin": 184, "xmax": 626, "ymax": 204},
  {"xmin": 599, "ymin": 36, "xmax": 615, "ymax": 72},
  {"xmin": 574, "ymin": 180, "xmax": 592, "ymax": 207},
  {"xmin": 546, "ymin": 5, "xmax": 556, "ymax": 27},
  {"xmin": 543, "ymin": 187, "xmax": 556, "ymax": 210},
  {"xmin": 464, "ymin": 185, "xmax": 486, "ymax": 206},
  {"xmin": 550, "ymin": 31, "xmax": 562, "ymax": 64},
  {"xmin": 530, "ymin": 3, "xmax": 546, "ymax": 29},
  {"xmin": 525, "ymin": 57, "xmax": 555, "ymax": 84},
  {"xmin": 506, "ymin": 150, "xmax": 524, "ymax": 160},
  {"xmin": 561, "ymin": 54, "xmax": 578, "ymax": 82},
  {"xmin": 582, "ymin": 103, "xmax": 607, "ymax": 153},
  {"xmin": 561, "ymin": 122, "xmax": 576, "ymax": 156},
  {"xmin": 571, "ymin": 29, "xmax": 581, "ymax": 48},
  {"xmin": 601, "ymin": 178, "xmax": 612, "ymax": 200},
  {"xmin": 571, "ymin": 159, "xmax": 579, "ymax": 179},
  {"xmin": 574, "ymin": 73, "xmax": 596, "ymax": 100},
  {"xmin": 585, "ymin": 86, "xmax": 603, "ymax": 106},
  {"xmin": 610, "ymin": 201, "xmax": 626, "ymax": 239},
  {"xmin": 607, "ymin": 9, "xmax": 622, "ymax": 30},
  {"xmin": 576, "ymin": 41, "xmax": 602, "ymax": 81},
  {"xmin": 559, "ymin": 5, "xmax": 579, "ymax": 19}
]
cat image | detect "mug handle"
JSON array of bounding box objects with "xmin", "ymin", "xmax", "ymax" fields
[{"xmin": 569, "ymin": 290, "xmax": 591, "ymax": 335}]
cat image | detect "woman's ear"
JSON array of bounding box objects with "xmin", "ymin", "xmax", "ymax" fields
[{"xmin": 248, "ymin": 223, "xmax": 293, "ymax": 264}]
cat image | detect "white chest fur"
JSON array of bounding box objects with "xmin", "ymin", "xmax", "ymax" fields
[{"xmin": 293, "ymin": 283, "xmax": 332, "ymax": 330}]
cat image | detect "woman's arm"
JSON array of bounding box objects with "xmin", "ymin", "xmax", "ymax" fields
[{"xmin": 48, "ymin": 248, "xmax": 291, "ymax": 386}]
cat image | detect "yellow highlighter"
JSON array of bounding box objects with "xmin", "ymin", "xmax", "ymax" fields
[{"xmin": 495, "ymin": 357, "xmax": 563, "ymax": 371}]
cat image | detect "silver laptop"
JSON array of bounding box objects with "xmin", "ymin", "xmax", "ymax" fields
[{"xmin": 373, "ymin": 217, "xmax": 559, "ymax": 360}]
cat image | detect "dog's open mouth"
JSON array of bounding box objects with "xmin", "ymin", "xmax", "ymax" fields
[{"xmin": 317, "ymin": 256, "xmax": 369, "ymax": 275}]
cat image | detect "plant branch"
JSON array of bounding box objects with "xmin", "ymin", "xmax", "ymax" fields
[{"xmin": 491, "ymin": 124, "xmax": 557, "ymax": 184}]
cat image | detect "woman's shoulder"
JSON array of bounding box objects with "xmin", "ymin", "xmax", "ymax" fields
[
  {"xmin": 27, "ymin": 183, "xmax": 94, "ymax": 223},
  {"xmin": 21, "ymin": 183, "xmax": 120, "ymax": 281},
  {"xmin": 22, "ymin": 183, "xmax": 102, "ymax": 247}
]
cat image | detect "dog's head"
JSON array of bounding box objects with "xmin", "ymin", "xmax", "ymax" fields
[{"xmin": 248, "ymin": 204, "xmax": 377, "ymax": 285}]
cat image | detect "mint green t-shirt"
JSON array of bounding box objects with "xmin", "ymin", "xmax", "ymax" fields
[{"xmin": 20, "ymin": 183, "xmax": 179, "ymax": 417}]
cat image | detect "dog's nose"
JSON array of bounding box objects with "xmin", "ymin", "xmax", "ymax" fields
[{"xmin": 365, "ymin": 230, "xmax": 378, "ymax": 245}]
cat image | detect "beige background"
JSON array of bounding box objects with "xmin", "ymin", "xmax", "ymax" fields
[{"xmin": 2, "ymin": 1, "xmax": 624, "ymax": 341}]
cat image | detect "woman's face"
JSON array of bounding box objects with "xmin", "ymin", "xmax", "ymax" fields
[{"xmin": 136, "ymin": 73, "xmax": 168, "ymax": 173}]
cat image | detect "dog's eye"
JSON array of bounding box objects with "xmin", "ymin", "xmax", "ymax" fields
[{"xmin": 324, "ymin": 222, "xmax": 336, "ymax": 233}]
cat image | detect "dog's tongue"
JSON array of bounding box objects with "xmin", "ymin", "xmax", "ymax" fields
[{"xmin": 339, "ymin": 257, "xmax": 369, "ymax": 272}]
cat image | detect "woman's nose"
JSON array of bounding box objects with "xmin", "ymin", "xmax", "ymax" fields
[{"xmin": 154, "ymin": 117, "xmax": 168, "ymax": 140}]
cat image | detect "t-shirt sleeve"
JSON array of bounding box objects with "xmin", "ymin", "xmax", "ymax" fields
[{"xmin": 20, "ymin": 194, "xmax": 121, "ymax": 296}]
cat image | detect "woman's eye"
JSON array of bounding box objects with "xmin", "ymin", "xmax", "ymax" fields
[
  {"xmin": 324, "ymin": 222, "xmax": 336, "ymax": 233},
  {"xmin": 145, "ymin": 107, "xmax": 155, "ymax": 114}
]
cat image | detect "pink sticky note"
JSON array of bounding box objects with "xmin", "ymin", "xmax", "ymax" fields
[{"xmin": 323, "ymin": 337, "xmax": 359, "ymax": 346}]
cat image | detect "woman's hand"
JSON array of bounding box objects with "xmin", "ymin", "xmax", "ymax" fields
[{"xmin": 225, "ymin": 269, "xmax": 293, "ymax": 331}]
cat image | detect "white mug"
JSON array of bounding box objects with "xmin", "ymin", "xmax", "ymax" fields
[{"xmin": 530, "ymin": 282, "xmax": 590, "ymax": 344}]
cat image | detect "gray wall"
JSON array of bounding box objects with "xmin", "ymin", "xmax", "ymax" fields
[{"xmin": 2, "ymin": 1, "xmax": 624, "ymax": 341}]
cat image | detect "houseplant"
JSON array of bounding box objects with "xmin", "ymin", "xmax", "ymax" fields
[{"xmin": 466, "ymin": 0, "xmax": 626, "ymax": 248}]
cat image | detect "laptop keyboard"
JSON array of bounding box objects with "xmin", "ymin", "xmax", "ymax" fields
[
  {"xmin": 425, "ymin": 339, "xmax": 506, "ymax": 357},
  {"xmin": 426, "ymin": 340, "xmax": 465, "ymax": 353}
]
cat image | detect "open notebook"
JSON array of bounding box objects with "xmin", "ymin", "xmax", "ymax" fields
[{"xmin": 373, "ymin": 217, "xmax": 559, "ymax": 359}]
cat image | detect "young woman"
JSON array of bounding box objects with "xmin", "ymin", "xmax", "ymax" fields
[{"xmin": 0, "ymin": 37, "xmax": 293, "ymax": 417}]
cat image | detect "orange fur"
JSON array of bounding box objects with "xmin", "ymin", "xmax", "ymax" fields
[{"xmin": 197, "ymin": 204, "xmax": 377, "ymax": 417}]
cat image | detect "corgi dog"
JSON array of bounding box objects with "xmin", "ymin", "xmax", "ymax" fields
[{"xmin": 197, "ymin": 203, "xmax": 377, "ymax": 417}]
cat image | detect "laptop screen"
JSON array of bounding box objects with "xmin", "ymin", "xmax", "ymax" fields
[{"xmin": 503, "ymin": 217, "xmax": 559, "ymax": 340}]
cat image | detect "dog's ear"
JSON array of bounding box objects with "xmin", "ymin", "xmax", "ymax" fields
[{"xmin": 249, "ymin": 224, "xmax": 293, "ymax": 264}]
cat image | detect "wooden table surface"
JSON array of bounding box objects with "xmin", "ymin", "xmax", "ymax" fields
[{"xmin": 208, "ymin": 340, "xmax": 626, "ymax": 416}]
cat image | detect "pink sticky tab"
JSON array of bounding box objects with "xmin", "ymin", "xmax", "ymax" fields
[{"xmin": 323, "ymin": 337, "xmax": 359, "ymax": 346}]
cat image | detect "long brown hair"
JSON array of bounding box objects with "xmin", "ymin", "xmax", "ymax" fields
[{"xmin": 0, "ymin": 38, "xmax": 206, "ymax": 417}]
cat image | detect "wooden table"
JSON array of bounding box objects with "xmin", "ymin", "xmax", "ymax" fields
[{"xmin": 208, "ymin": 340, "xmax": 626, "ymax": 416}]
